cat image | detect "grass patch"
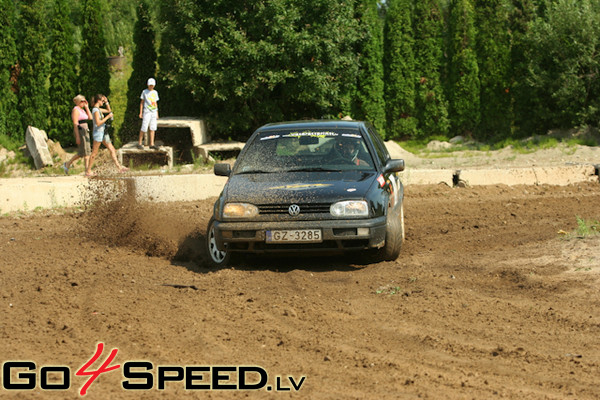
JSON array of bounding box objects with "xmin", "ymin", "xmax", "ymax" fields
[
  {"xmin": 560, "ymin": 216, "xmax": 600, "ymax": 239},
  {"xmin": 0, "ymin": 134, "xmax": 21, "ymax": 151},
  {"xmin": 574, "ymin": 216, "xmax": 600, "ymax": 238},
  {"xmin": 375, "ymin": 284, "xmax": 403, "ymax": 296}
]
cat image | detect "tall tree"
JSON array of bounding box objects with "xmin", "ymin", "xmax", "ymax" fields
[
  {"xmin": 508, "ymin": 0, "xmax": 541, "ymax": 136},
  {"xmin": 17, "ymin": 0, "xmax": 49, "ymax": 140},
  {"xmin": 121, "ymin": 0, "xmax": 157, "ymax": 142},
  {"xmin": 525, "ymin": 0, "xmax": 600, "ymax": 130},
  {"xmin": 384, "ymin": 0, "xmax": 417, "ymax": 139},
  {"xmin": 48, "ymin": 0, "xmax": 78, "ymax": 145},
  {"xmin": 475, "ymin": 0, "xmax": 512, "ymax": 140},
  {"xmin": 0, "ymin": 0, "xmax": 20, "ymax": 139},
  {"xmin": 156, "ymin": 0, "xmax": 195, "ymax": 119},
  {"xmin": 104, "ymin": 0, "xmax": 137, "ymax": 56},
  {"xmin": 355, "ymin": 0, "xmax": 386, "ymax": 137},
  {"xmin": 157, "ymin": 0, "xmax": 361, "ymax": 141},
  {"xmin": 80, "ymin": 0, "xmax": 110, "ymax": 98},
  {"xmin": 413, "ymin": 0, "xmax": 449, "ymax": 138},
  {"xmin": 447, "ymin": 0, "xmax": 480, "ymax": 137}
]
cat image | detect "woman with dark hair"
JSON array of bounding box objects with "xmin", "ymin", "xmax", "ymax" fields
[{"xmin": 87, "ymin": 94, "xmax": 129, "ymax": 175}]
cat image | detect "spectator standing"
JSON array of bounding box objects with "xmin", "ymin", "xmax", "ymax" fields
[
  {"xmin": 137, "ymin": 77, "xmax": 159, "ymax": 150},
  {"xmin": 63, "ymin": 95, "xmax": 92, "ymax": 175}
]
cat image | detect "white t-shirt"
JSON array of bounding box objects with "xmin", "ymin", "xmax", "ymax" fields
[{"xmin": 140, "ymin": 89, "xmax": 159, "ymax": 114}]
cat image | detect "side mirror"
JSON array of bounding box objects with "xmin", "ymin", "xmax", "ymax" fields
[
  {"xmin": 214, "ymin": 163, "xmax": 231, "ymax": 177},
  {"xmin": 384, "ymin": 159, "xmax": 405, "ymax": 173}
]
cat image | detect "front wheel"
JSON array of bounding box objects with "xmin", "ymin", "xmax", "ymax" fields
[
  {"xmin": 373, "ymin": 206, "xmax": 404, "ymax": 262},
  {"xmin": 206, "ymin": 217, "xmax": 233, "ymax": 268}
]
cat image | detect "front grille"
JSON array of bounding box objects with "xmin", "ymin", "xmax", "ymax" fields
[{"xmin": 258, "ymin": 203, "xmax": 331, "ymax": 215}]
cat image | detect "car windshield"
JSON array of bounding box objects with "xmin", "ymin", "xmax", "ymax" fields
[{"xmin": 233, "ymin": 129, "xmax": 376, "ymax": 174}]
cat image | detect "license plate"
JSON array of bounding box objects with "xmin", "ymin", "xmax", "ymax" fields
[{"xmin": 266, "ymin": 229, "xmax": 322, "ymax": 243}]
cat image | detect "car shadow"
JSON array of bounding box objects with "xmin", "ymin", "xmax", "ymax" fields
[
  {"xmin": 170, "ymin": 231, "xmax": 372, "ymax": 274},
  {"xmin": 234, "ymin": 254, "xmax": 369, "ymax": 272}
]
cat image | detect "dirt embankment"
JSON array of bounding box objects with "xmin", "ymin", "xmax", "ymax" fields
[{"xmin": 1, "ymin": 181, "xmax": 599, "ymax": 399}]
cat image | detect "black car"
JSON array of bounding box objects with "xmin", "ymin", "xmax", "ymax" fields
[{"xmin": 206, "ymin": 120, "xmax": 405, "ymax": 267}]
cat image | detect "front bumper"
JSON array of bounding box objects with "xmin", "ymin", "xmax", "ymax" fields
[{"xmin": 213, "ymin": 217, "xmax": 387, "ymax": 253}]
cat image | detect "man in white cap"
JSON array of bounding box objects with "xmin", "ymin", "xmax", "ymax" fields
[{"xmin": 138, "ymin": 77, "xmax": 160, "ymax": 149}]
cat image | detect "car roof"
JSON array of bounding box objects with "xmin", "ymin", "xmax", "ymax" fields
[{"xmin": 256, "ymin": 119, "xmax": 369, "ymax": 133}]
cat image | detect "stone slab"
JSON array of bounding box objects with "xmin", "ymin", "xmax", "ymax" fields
[{"xmin": 25, "ymin": 126, "xmax": 53, "ymax": 170}]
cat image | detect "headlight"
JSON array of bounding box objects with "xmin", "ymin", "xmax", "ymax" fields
[
  {"xmin": 330, "ymin": 200, "xmax": 368, "ymax": 217},
  {"xmin": 223, "ymin": 203, "xmax": 259, "ymax": 218}
]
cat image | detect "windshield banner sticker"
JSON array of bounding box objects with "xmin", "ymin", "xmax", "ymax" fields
[
  {"xmin": 284, "ymin": 131, "xmax": 339, "ymax": 138},
  {"xmin": 269, "ymin": 183, "xmax": 333, "ymax": 191}
]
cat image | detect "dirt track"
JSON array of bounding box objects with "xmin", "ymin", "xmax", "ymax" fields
[{"xmin": 1, "ymin": 182, "xmax": 599, "ymax": 399}]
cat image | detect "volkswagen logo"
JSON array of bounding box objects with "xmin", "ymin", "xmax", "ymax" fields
[{"xmin": 288, "ymin": 204, "xmax": 300, "ymax": 216}]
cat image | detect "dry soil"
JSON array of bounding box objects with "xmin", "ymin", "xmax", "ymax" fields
[{"xmin": 1, "ymin": 176, "xmax": 599, "ymax": 399}]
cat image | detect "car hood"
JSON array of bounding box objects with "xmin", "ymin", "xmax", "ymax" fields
[{"xmin": 223, "ymin": 171, "xmax": 378, "ymax": 204}]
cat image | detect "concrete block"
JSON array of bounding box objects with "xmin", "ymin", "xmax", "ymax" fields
[
  {"xmin": 117, "ymin": 143, "xmax": 173, "ymax": 168},
  {"xmin": 25, "ymin": 126, "xmax": 53, "ymax": 169},
  {"xmin": 458, "ymin": 165, "xmax": 597, "ymax": 186},
  {"xmin": 156, "ymin": 117, "xmax": 208, "ymax": 147},
  {"xmin": 458, "ymin": 168, "xmax": 537, "ymax": 186},
  {"xmin": 0, "ymin": 177, "xmax": 88, "ymax": 213},
  {"xmin": 399, "ymin": 168, "xmax": 454, "ymax": 186},
  {"xmin": 132, "ymin": 174, "xmax": 228, "ymax": 203},
  {"xmin": 0, "ymin": 165, "xmax": 596, "ymax": 213},
  {"xmin": 531, "ymin": 165, "xmax": 597, "ymax": 185},
  {"xmin": 197, "ymin": 142, "xmax": 245, "ymax": 162}
]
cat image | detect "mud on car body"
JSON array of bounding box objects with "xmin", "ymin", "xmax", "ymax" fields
[{"xmin": 206, "ymin": 120, "xmax": 405, "ymax": 267}]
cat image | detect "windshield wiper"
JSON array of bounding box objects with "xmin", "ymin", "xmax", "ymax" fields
[
  {"xmin": 285, "ymin": 167, "xmax": 340, "ymax": 172},
  {"xmin": 235, "ymin": 169, "xmax": 275, "ymax": 174}
]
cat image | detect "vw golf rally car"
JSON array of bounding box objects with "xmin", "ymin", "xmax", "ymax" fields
[{"xmin": 206, "ymin": 120, "xmax": 405, "ymax": 267}]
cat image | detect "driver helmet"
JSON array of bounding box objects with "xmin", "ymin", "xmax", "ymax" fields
[{"xmin": 335, "ymin": 135, "xmax": 360, "ymax": 162}]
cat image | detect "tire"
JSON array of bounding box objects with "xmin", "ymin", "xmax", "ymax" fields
[
  {"xmin": 400, "ymin": 203, "xmax": 406, "ymax": 242},
  {"xmin": 206, "ymin": 217, "xmax": 234, "ymax": 268},
  {"xmin": 373, "ymin": 207, "xmax": 403, "ymax": 262}
]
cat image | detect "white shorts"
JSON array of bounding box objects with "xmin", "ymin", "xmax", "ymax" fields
[{"xmin": 141, "ymin": 112, "xmax": 157, "ymax": 132}]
